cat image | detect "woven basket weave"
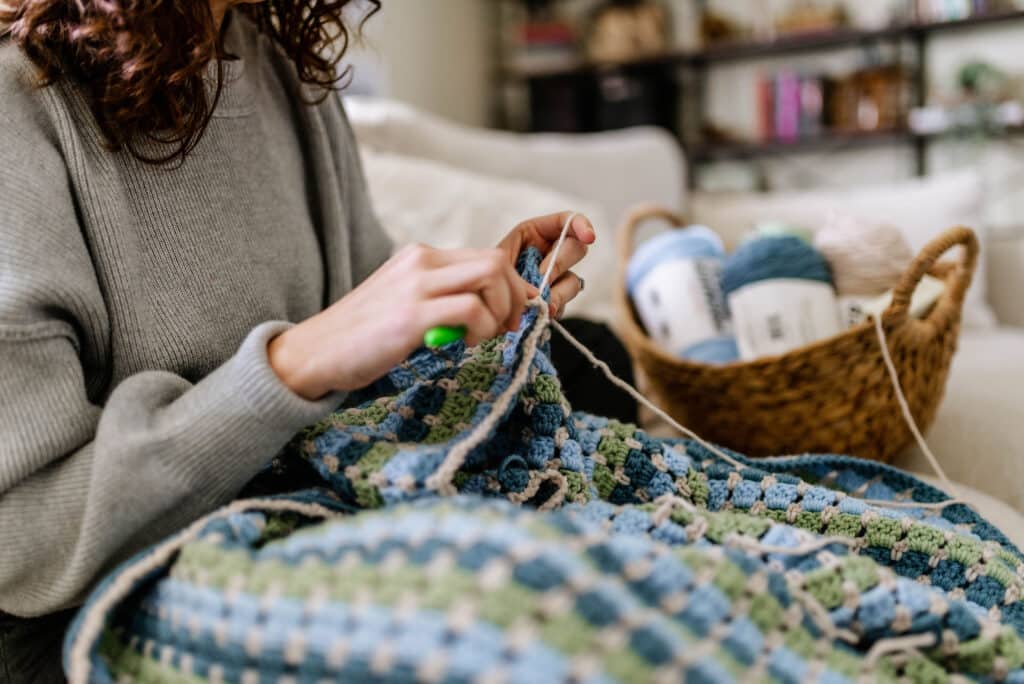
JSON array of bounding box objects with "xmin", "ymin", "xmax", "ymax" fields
[{"xmin": 615, "ymin": 206, "xmax": 978, "ymax": 463}]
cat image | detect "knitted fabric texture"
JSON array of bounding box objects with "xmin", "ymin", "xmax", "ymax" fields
[{"xmin": 65, "ymin": 250, "xmax": 1024, "ymax": 683}]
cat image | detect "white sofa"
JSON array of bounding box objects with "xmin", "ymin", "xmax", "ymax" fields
[{"xmin": 345, "ymin": 96, "xmax": 1024, "ymax": 523}]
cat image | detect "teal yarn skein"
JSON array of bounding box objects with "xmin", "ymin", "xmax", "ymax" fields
[
  {"xmin": 721, "ymin": 235, "xmax": 834, "ymax": 295},
  {"xmin": 721, "ymin": 236, "xmax": 839, "ymax": 361}
]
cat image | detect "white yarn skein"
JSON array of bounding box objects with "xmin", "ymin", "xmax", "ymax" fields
[{"xmin": 814, "ymin": 211, "xmax": 914, "ymax": 296}]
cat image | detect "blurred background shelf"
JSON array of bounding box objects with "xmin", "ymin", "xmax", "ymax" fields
[
  {"xmin": 695, "ymin": 9, "xmax": 1024, "ymax": 62},
  {"xmin": 691, "ymin": 129, "xmax": 919, "ymax": 162},
  {"xmin": 504, "ymin": 9, "xmax": 1024, "ymax": 79},
  {"xmin": 497, "ymin": 0, "xmax": 1024, "ymax": 189},
  {"xmin": 692, "ymin": 125, "xmax": 1024, "ymax": 163}
]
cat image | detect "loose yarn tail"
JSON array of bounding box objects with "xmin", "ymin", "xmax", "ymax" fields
[
  {"xmin": 870, "ymin": 313, "xmax": 963, "ymax": 503},
  {"xmin": 550, "ymin": 316, "xmax": 749, "ymax": 472}
]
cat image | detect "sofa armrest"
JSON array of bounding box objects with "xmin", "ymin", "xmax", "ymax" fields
[{"xmin": 344, "ymin": 96, "xmax": 686, "ymax": 227}]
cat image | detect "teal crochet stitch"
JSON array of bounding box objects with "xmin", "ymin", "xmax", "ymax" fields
[{"xmin": 64, "ymin": 248, "xmax": 1024, "ymax": 684}]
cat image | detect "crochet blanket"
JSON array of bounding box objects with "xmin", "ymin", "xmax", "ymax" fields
[{"xmin": 65, "ymin": 250, "xmax": 1024, "ymax": 684}]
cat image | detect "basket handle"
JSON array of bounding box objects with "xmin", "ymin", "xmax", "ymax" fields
[
  {"xmin": 883, "ymin": 226, "xmax": 979, "ymax": 329},
  {"xmin": 616, "ymin": 205, "xmax": 688, "ymax": 282}
]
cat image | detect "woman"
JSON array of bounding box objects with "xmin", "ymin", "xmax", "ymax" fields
[{"xmin": 0, "ymin": 0, "xmax": 594, "ymax": 679}]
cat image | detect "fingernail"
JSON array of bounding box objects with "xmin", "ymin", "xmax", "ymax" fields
[{"xmin": 575, "ymin": 216, "xmax": 595, "ymax": 241}]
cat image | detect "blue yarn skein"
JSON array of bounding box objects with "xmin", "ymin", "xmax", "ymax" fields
[
  {"xmin": 627, "ymin": 225, "xmax": 739, "ymax": 365},
  {"xmin": 680, "ymin": 336, "xmax": 740, "ymax": 364},
  {"xmin": 721, "ymin": 235, "xmax": 833, "ymax": 296},
  {"xmin": 626, "ymin": 224, "xmax": 724, "ymax": 295}
]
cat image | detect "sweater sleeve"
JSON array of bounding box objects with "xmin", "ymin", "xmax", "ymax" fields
[{"xmin": 0, "ymin": 56, "xmax": 342, "ymax": 617}]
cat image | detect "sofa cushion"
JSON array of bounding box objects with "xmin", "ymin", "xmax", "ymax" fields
[
  {"xmin": 892, "ymin": 327, "xmax": 1024, "ymax": 512},
  {"xmin": 345, "ymin": 95, "xmax": 686, "ymax": 228},
  {"xmin": 691, "ymin": 169, "xmax": 995, "ymax": 328},
  {"xmin": 360, "ymin": 148, "xmax": 618, "ymax": 324},
  {"xmin": 988, "ymin": 229, "xmax": 1024, "ymax": 326}
]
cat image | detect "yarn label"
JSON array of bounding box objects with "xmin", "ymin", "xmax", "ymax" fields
[
  {"xmin": 728, "ymin": 279, "xmax": 841, "ymax": 360},
  {"xmin": 632, "ymin": 258, "xmax": 729, "ymax": 354}
]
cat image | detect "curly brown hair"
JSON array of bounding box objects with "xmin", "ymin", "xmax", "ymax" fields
[{"xmin": 1, "ymin": 0, "xmax": 380, "ymax": 164}]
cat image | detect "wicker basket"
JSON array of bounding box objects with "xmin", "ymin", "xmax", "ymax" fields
[{"xmin": 615, "ymin": 206, "xmax": 979, "ymax": 462}]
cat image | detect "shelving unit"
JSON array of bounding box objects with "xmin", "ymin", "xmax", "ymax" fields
[
  {"xmin": 499, "ymin": 5, "xmax": 1024, "ymax": 188},
  {"xmin": 690, "ymin": 125, "xmax": 1024, "ymax": 162},
  {"xmin": 507, "ymin": 9, "xmax": 1024, "ymax": 77},
  {"xmin": 694, "ymin": 10, "xmax": 1024, "ymax": 62},
  {"xmin": 691, "ymin": 129, "xmax": 919, "ymax": 163}
]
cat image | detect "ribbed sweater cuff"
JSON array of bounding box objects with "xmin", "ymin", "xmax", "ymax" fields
[
  {"xmin": 168, "ymin": 321, "xmax": 344, "ymax": 503},
  {"xmin": 229, "ymin": 321, "xmax": 344, "ymax": 431}
]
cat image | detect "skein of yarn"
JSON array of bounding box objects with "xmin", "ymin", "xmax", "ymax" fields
[
  {"xmin": 722, "ymin": 236, "xmax": 841, "ymax": 360},
  {"xmin": 813, "ymin": 211, "xmax": 914, "ymax": 296},
  {"xmin": 682, "ymin": 336, "xmax": 741, "ymax": 364},
  {"xmin": 627, "ymin": 225, "xmax": 737, "ymax": 364},
  {"xmin": 721, "ymin": 235, "xmax": 832, "ymax": 294}
]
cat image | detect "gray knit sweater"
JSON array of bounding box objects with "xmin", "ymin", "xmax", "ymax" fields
[{"xmin": 0, "ymin": 13, "xmax": 391, "ymax": 620}]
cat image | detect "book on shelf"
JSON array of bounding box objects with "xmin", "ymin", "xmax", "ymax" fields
[
  {"xmin": 759, "ymin": 71, "xmax": 829, "ymax": 142},
  {"xmin": 508, "ymin": 20, "xmax": 577, "ymax": 73},
  {"xmin": 757, "ymin": 76, "xmax": 774, "ymax": 141},
  {"xmin": 755, "ymin": 65, "xmax": 907, "ymax": 144},
  {"xmin": 774, "ymin": 71, "xmax": 801, "ymax": 142}
]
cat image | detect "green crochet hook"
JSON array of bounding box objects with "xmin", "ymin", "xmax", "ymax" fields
[{"xmin": 424, "ymin": 325, "xmax": 467, "ymax": 348}]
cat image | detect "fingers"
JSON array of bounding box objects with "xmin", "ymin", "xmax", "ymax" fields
[
  {"xmin": 548, "ymin": 271, "xmax": 584, "ymax": 319},
  {"xmin": 509, "ymin": 276, "xmax": 537, "ymax": 331},
  {"xmin": 514, "ymin": 211, "xmax": 597, "ymax": 246},
  {"xmin": 421, "ymin": 251, "xmax": 527, "ymax": 332},
  {"xmin": 497, "ymin": 212, "xmax": 594, "ymax": 292},
  {"xmin": 539, "ymin": 236, "xmax": 587, "ymax": 288},
  {"xmin": 395, "ymin": 243, "xmax": 509, "ymax": 271},
  {"xmin": 419, "ymin": 293, "xmax": 502, "ymax": 346},
  {"xmin": 382, "ymin": 241, "xmax": 563, "ymax": 346},
  {"xmin": 498, "ymin": 211, "xmax": 596, "ymax": 257}
]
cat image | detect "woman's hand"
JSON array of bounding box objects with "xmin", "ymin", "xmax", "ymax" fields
[
  {"xmin": 269, "ymin": 211, "xmax": 595, "ymax": 400},
  {"xmin": 497, "ymin": 211, "xmax": 596, "ymax": 318},
  {"xmin": 269, "ymin": 243, "xmax": 537, "ymax": 399}
]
